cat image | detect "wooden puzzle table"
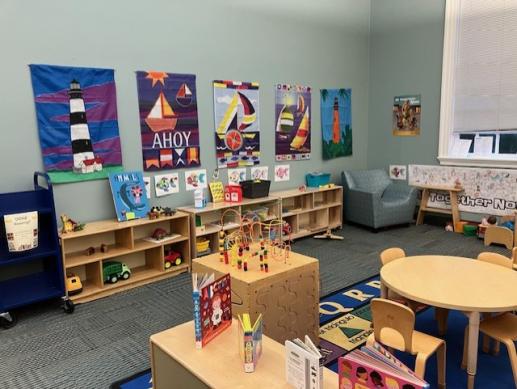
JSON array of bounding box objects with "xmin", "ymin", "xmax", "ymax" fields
[
  {"xmin": 192, "ymin": 249, "xmax": 319, "ymax": 344},
  {"xmin": 381, "ymin": 255, "xmax": 517, "ymax": 389},
  {"xmin": 414, "ymin": 184, "xmax": 463, "ymax": 232},
  {"xmin": 150, "ymin": 320, "xmax": 338, "ymax": 389}
]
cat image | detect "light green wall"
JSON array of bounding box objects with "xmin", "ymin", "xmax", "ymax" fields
[
  {"xmin": 367, "ymin": 0, "xmax": 445, "ymax": 169},
  {"xmin": 0, "ymin": 0, "xmax": 371, "ymax": 223}
]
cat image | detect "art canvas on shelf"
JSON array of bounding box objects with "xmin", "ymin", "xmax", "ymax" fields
[
  {"xmin": 320, "ymin": 88, "xmax": 352, "ymax": 159},
  {"xmin": 29, "ymin": 64, "xmax": 123, "ymax": 184},
  {"xmin": 154, "ymin": 173, "xmax": 179, "ymax": 197},
  {"xmin": 251, "ymin": 166, "xmax": 268, "ymax": 180},
  {"xmin": 185, "ymin": 169, "xmax": 207, "ymax": 191},
  {"xmin": 108, "ymin": 171, "xmax": 150, "ymax": 222},
  {"xmin": 275, "ymin": 84, "xmax": 311, "ymax": 161},
  {"xmin": 136, "ymin": 71, "xmax": 201, "ymax": 170},
  {"xmin": 213, "ymin": 80, "xmax": 260, "ymax": 168},
  {"xmin": 228, "ymin": 168, "xmax": 246, "ymax": 185},
  {"xmin": 274, "ymin": 164, "xmax": 290, "ymax": 182},
  {"xmin": 393, "ymin": 94, "xmax": 421, "ymax": 136}
]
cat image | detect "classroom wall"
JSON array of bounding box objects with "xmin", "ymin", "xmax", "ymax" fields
[
  {"xmin": 367, "ymin": 0, "xmax": 446, "ymax": 169},
  {"xmin": 0, "ymin": 0, "xmax": 371, "ymax": 223}
]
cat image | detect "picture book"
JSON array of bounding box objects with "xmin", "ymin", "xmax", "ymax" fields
[
  {"xmin": 237, "ymin": 313, "xmax": 263, "ymax": 373},
  {"xmin": 285, "ymin": 335, "xmax": 323, "ymax": 389},
  {"xmin": 108, "ymin": 171, "xmax": 150, "ymax": 222},
  {"xmin": 339, "ymin": 342, "xmax": 429, "ymax": 389},
  {"xmin": 192, "ymin": 273, "xmax": 232, "ymax": 349}
]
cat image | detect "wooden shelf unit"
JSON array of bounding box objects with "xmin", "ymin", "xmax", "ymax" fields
[{"xmin": 59, "ymin": 212, "xmax": 191, "ymax": 303}]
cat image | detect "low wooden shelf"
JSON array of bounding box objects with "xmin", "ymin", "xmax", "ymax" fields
[{"xmin": 59, "ymin": 212, "xmax": 191, "ymax": 303}]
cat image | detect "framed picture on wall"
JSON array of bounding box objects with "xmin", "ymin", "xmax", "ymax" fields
[
  {"xmin": 392, "ymin": 95, "xmax": 421, "ymax": 136},
  {"xmin": 389, "ymin": 165, "xmax": 407, "ymax": 180}
]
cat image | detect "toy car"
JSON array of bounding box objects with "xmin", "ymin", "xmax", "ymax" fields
[
  {"xmin": 152, "ymin": 228, "xmax": 169, "ymax": 241},
  {"xmin": 103, "ymin": 261, "xmax": 131, "ymax": 284},
  {"xmin": 164, "ymin": 248, "xmax": 183, "ymax": 269},
  {"xmin": 66, "ymin": 274, "xmax": 83, "ymax": 295},
  {"xmin": 163, "ymin": 207, "xmax": 176, "ymax": 216}
]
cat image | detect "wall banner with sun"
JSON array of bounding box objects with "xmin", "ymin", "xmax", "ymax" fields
[
  {"xmin": 136, "ymin": 71, "xmax": 201, "ymax": 171},
  {"xmin": 213, "ymin": 80, "xmax": 260, "ymax": 168},
  {"xmin": 275, "ymin": 84, "xmax": 311, "ymax": 161}
]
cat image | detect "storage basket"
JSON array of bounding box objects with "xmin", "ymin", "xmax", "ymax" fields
[
  {"xmin": 463, "ymin": 224, "xmax": 477, "ymax": 237},
  {"xmin": 306, "ymin": 173, "xmax": 331, "ymax": 188},
  {"xmin": 240, "ymin": 180, "xmax": 270, "ymax": 199}
]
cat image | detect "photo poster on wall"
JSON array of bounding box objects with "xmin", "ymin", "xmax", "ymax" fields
[
  {"xmin": 29, "ymin": 64, "xmax": 123, "ymax": 184},
  {"xmin": 154, "ymin": 173, "xmax": 179, "ymax": 197},
  {"xmin": 251, "ymin": 166, "xmax": 268, "ymax": 180},
  {"xmin": 409, "ymin": 164, "xmax": 517, "ymax": 215},
  {"xmin": 136, "ymin": 71, "xmax": 200, "ymax": 171},
  {"xmin": 392, "ymin": 94, "xmax": 421, "ymax": 136},
  {"xmin": 275, "ymin": 84, "xmax": 311, "ymax": 161},
  {"xmin": 228, "ymin": 168, "xmax": 246, "ymax": 186},
  {"xmin": 213, "ymin": 80, "xmax": 260, "ymax": 168},
  {"xmin": 108, "ymin": 171, "xmax": 150, "ymax": 222},
  {"xmin": 185, "ymin": 169, "xmax": 208, "ymax": 191},
  {"xmin": 320, "ymin": 88, "xmax": 352, "ymax": 160},
  {"xmin": 274, "ymin": 164, "xmax": 290, "ymax": 182}
]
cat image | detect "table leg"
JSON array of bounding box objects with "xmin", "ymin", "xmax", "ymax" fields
[
  {"xmin": 380, "ymin": 281, "xmax": 388, "ymax": 299},
  {"xmin": 416, "ymin": 189, "xmax": 429, "ymax": 225},
  {"xmin": 449, "ymin": 191, "xmax": 461, "ymax": 232},
  {"xmin": 466, "ymin": 311, "xmax": 480, "ymax": 389}
]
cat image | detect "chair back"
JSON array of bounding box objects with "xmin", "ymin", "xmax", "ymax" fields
[
  {"xmin": 371, "ymin": 298, "xmax": 415, "ymax": 353},
  {"xmin": 477, "ymin": 252, "xmax": 513, "ymax": 269},
  {"xmin": 343, "ymin": 169, "xmax": 391, "ymax": 193},
  {"xmin": 512, "ymin": 248, "xmax": 517, "ymax": 270},
  {"xmin": 380, "ymin": 247, "xmax": 406, "ymax": 266}
]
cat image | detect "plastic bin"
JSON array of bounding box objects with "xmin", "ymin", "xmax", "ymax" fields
[
  {"xmin": 240, "ymin": 180, "xmax": 270, "ymax": 199},
  {"xmin": 306, "ymin": 173, "xmax": 331, "ymax": 188},
  {"xmin": 463, "ymin": 224, "xmax": 477, "ymax": 237}
]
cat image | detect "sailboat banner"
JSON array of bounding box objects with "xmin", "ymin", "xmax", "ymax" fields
[
  {"xmin": 29, "ymin": 64, "xmax": 123, "ymax": 184},
  {"xmin": 213, "ymin": 80, "xmax": 260, "ymax": 168},
  {"xmin": 275, "ymin": 84, "xmax": 311, "ymax": 161},
  {"xmin": 136, "ymin": 71, "xmax": 201, "ymax": 171}
]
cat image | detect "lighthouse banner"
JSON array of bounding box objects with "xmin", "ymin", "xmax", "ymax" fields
[
  {"xmin": 136, "ymin": 71, "xmax": 201, "ymax": 171},
  {"xmin": 29, "ymin": 64, "xmax": 123, "ymax": 184},
  {"xmin": 275, "ymin": 84, "xmax": 311, "ymax": 161},
  {"xmin": 320, "ymin": 88, "xmax": 352, "ymax": 160},
  {"xmin": 213, "ymin": 80, "xmax": 260, "ymax": 168}
]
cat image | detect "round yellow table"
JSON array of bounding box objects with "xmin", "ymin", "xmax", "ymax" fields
[{"xmin": 380, "ymin": 255, "xmax": 517, "ymax": 389}]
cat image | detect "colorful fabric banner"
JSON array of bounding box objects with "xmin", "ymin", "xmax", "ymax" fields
[
  {"xmin": 136, "ymin": 71, "xmax": 201, "ymax": 171},
  {"xmin": 29, "ymin": 64, "xmax": 123, "ymax": 183},
  {"xmin": 275, "ymin": 84, "xmax": 311, "ymax": 161},
  {"xmin": 213, "ymin": 80, "xmax": 260, "ymax": 168},
  {"xmin": 320, "ymin": 88, "xmax": 352, "ymax": 160}
]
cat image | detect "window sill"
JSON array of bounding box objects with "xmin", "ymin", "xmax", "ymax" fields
[{"xmin": 438, "ymin": 155, "xmax": 517, "ymax": 169}]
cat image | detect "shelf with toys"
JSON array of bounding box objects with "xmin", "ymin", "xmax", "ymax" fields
[{"xmin": 59, "ymin": 211, "xmax": 191, "ymax": 303}]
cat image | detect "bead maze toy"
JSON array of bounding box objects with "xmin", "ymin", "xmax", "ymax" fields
[{"xmin": 217, "ymin": 209, "xmax": 291, "ymax": 272}]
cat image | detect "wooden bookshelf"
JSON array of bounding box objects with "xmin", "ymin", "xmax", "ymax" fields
[{"xmin": 59, "ymin": 212, "xmax": 191, "ymax": 303}]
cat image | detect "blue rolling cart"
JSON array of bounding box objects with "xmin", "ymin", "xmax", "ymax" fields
[{"xmin": 0, "ymin": 172, "xmax": 74, "ymax": 329}]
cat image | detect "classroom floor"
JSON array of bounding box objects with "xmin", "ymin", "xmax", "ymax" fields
[{"xmin": 0, "ymin": 223, "xmax": 510, "ymax": 389}]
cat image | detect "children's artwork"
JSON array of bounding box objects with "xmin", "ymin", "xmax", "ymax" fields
[
  {"xmin": 29, "ymin": 64, "xmax": 123, "ymax": 184},
  {"xmin": 109, "ymin": 171, "xmax": 150, "ymax": 222},
  {"xmin": 143, "ymin": 176, "xmax": 152, "ymax": 199},
  {"xmin": 320, "ymin": 88, "xmax": 352, "ymax": 159},
  {"xmin": 185, "ymin": 169, "xmax": 207, "ymax": 191},
  {"xmin": 136, "ymin": 71, "xmax": 201, "ymax": 171},
  {"xmin": 274, "ymin": 164, "xmax": 290, "ymax": 182},
  {"xmin": 275, "ymin": 84, "xmax": 311, "ymax": 161},
  {"xmin": 250, "ymin": 166, "xmax": 268, "ymax": 180},
  {"xmin": 393, "ymin": 95, "xmax": 421, "ymax": 136},
  {"xmin": 154, "ymin": 173, "xmax": 180, "ymax": 197},
  {"xmin": 213, "ymin": 80, "xmax": 260, "ymax": 168},
  {"xmin": 389, "ymin": 165, "xmax": 407, "ymax": 180},
  {"xmin": 228, "ymin": 168, "xmax": 246, "ymax": 185}
]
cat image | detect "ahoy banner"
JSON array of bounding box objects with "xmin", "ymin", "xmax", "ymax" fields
[
  {"xmin": 136, "ymin": 71, "xmax": 201, "ymax": 171},
  {"xmin": 409, "ymin": 164, "xmax": 517, "ymax": 216},
  {"xmin": 275, "ymin": 84, "xmax": 311, "ymax": 161},
  {"xmin": 213, "ymin": 80, "xmax": 260, "ymax": 168}
]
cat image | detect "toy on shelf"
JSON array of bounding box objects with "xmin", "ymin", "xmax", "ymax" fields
[
  {"xmin": 85, "ymin": 246, "xmax": 95, "ymax": 256},
  {"xmin": 60, "ymin": 214, "xmax": 85, "ymax": 234},
  {"xmin": 103, "ymin": 261, "xmax": 131, "ymax": 284},
  {"xmin": 100, "ymin": 244, "xmax": 109, "ymax": 253},
  {"xmin": 196, "ymin": 238, "xmax": 211, "ymax": 256},
  {"xmin": 224, "ymin": 185, "xmax": 242, "ymax": 203},
  {"xmin": 164, "ymin": 248, "xmax": 183, "ymax": 269},
  {"xmin": 148, "ymin": 206, "xmax": 164, "ymax": 220},
  {"xmin": 66, "ymin": 274, "xmax": 83, "ymax": 295},
  {"xmin": 163, "ymin": 207, "xmax": 176, "ymax": 216}
]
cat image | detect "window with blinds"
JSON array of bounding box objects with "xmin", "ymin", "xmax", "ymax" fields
[{"xmin": 439, "ymin": 0, "xmax": 517, "ymax": 165}]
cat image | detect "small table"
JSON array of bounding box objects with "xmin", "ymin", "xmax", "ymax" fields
[
  {"xmin": 414, "ymin": 184, "xmax": 463, "ymax": 232},
  {"xmin": 192, "ymin": 249, "xmax": 319, "ymax": 344},
  {"xmin": 150, "ymin": 321, "xmax": 338, "ymax": 389},
  {"xmin": 380, "ymin": 255, "xmax": 517, "ymax": 389}
]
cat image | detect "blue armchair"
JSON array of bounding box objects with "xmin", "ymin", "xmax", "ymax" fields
[{"xmin": 341, "ymin": 169, "xmax": 417, "ymax": 229}]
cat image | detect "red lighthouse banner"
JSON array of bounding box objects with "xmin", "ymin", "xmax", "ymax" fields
[{"xmin": 320, "ymin": 88, "xmax": 352, "ymax": 160}]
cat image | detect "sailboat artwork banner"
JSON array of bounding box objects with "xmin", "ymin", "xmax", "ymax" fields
[
  {"xmin": 275, "ymin": 84, "xmax": 311, "ymax": 161},
  {"xmin": 29, "ymin": 64, "xmax": 123, "ymax": 184},
  {"xmin": 136, "ymin": 71, "xmax": 201, "ymax": 171},
  {"xmin": 320, "ymin": 88, "xmax": 352, "ymax": 160},
  {"xmin": 213, "ymin": 80, "xmax": 260, "ymax": 168}
]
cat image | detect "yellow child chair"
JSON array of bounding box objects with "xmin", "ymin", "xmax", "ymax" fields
[
  {"xmin": 367, "ymin": 298, "xmax": 446, "ymax": 387},
  {"xmin": 379, "ymin": 247, "xmax": 449, "ymax": 336}
]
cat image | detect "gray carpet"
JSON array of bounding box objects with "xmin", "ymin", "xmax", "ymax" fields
[{"xmin": 0, "ymin": 224, "xmax": 510, "ymax": 388}]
